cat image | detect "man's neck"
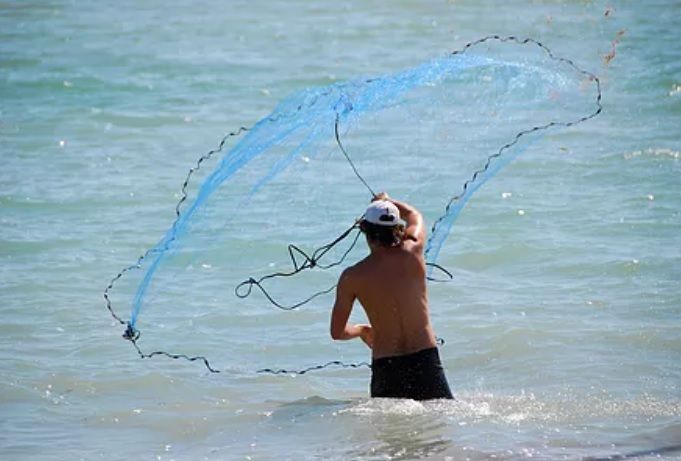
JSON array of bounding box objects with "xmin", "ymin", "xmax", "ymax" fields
[{"xmin": 368, "ymin": 243, "xmax": 400, "ymax": 255}]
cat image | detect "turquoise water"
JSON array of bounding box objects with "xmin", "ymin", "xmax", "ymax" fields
[{"xmin": 1, "ymin": 1, "xmax": 680, "ymax": 460}]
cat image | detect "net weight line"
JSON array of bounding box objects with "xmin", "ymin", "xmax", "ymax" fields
[{"xmin": 105, "ymin": 35, "xmax": 602, "ymax": 375}]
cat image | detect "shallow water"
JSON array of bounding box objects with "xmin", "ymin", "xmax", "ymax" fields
[{"xmin": 1, "ymin": 0, "xmax": 680, "ymax": 460}]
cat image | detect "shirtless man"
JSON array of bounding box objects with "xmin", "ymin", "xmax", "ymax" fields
[{"xmin": 330, "ymin": 193, "xmax": 453, "ymax": 400}]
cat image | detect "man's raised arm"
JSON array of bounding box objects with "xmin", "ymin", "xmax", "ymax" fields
[{"xmin": 374, "ymin": 193, "xmax": 425, "ymax": 251}]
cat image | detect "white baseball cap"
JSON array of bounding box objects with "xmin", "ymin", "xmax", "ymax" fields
[{"xmin": 363, "ymin": 200, "xmax": 402, "ymax": 227}]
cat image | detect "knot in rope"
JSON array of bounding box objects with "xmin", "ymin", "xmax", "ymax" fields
[{"xmin": 122, "ymin": 323, "xmax": 140, "ymax": 341}]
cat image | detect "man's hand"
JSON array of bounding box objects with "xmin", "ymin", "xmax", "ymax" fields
[
  {"xmin": 372, "ymin": 192, "xmax": 389, "ymax": 202},
  {"xmin": 358, "ymin": 324, "xmax": 373, "ymax": 349}
]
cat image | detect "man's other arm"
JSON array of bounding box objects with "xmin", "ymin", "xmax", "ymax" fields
[{"xmin": 330, "ymin": 269, "xmax": 373, "ymax": 347}]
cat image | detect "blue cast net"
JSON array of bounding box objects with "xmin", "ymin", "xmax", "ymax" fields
[{"xmin": 105, "ymin": 36, "xmax": 601, "ymax": 374}]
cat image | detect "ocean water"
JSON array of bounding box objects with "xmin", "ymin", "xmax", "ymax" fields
[{"xmin": 1, "ymin": 1, "xmax": 680, "ymax": 460}]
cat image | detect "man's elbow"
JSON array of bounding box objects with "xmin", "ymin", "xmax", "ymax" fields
[{"xmin": 330, "ymin": 327, "xmax": 344, "ymax": 341}]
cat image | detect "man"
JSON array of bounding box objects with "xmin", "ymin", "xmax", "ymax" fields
[{"xmin": 330, "ymin": 192, "xmax": 453, "ymax": 400}]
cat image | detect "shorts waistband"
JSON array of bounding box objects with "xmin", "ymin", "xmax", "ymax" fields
[{"xmin": 371, "ymin": 346, "xmax": 439, "ymax": 367}]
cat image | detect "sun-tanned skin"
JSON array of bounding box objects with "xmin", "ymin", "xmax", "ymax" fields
[{"xmin": 330, "ymin": 193, "xmax": 438, "ymax": 359}]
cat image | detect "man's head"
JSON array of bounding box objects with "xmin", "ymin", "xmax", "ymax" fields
[{"xmin": 360, "ymin": 200, "xmax": 405, "ymax": 247}]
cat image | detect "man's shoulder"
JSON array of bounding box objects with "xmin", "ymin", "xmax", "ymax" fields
[
  {"xmin": 340, "ymin": 255, "xmax": 377, "ymax": 284},
  {"xmin": 337, "ymin": 261, "xmax": 365, "ymax": 296},
  {"xmin": 395, "ymin": 244, "xmax": 427, "ymax": 275}
]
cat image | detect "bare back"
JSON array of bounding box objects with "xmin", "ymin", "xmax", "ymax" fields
[
  {"xmin": 347, "ymin": 244, "xmax": 437, "ymax": 359},
  {"xmin": 329, "ymin": 195, "xmax": 437, "ymax": 359}
]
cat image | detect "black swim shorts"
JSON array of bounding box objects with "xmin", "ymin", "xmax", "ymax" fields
[{"xmin": 370, "ymin": 347, "xmax": 453, "ymax": 400}]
